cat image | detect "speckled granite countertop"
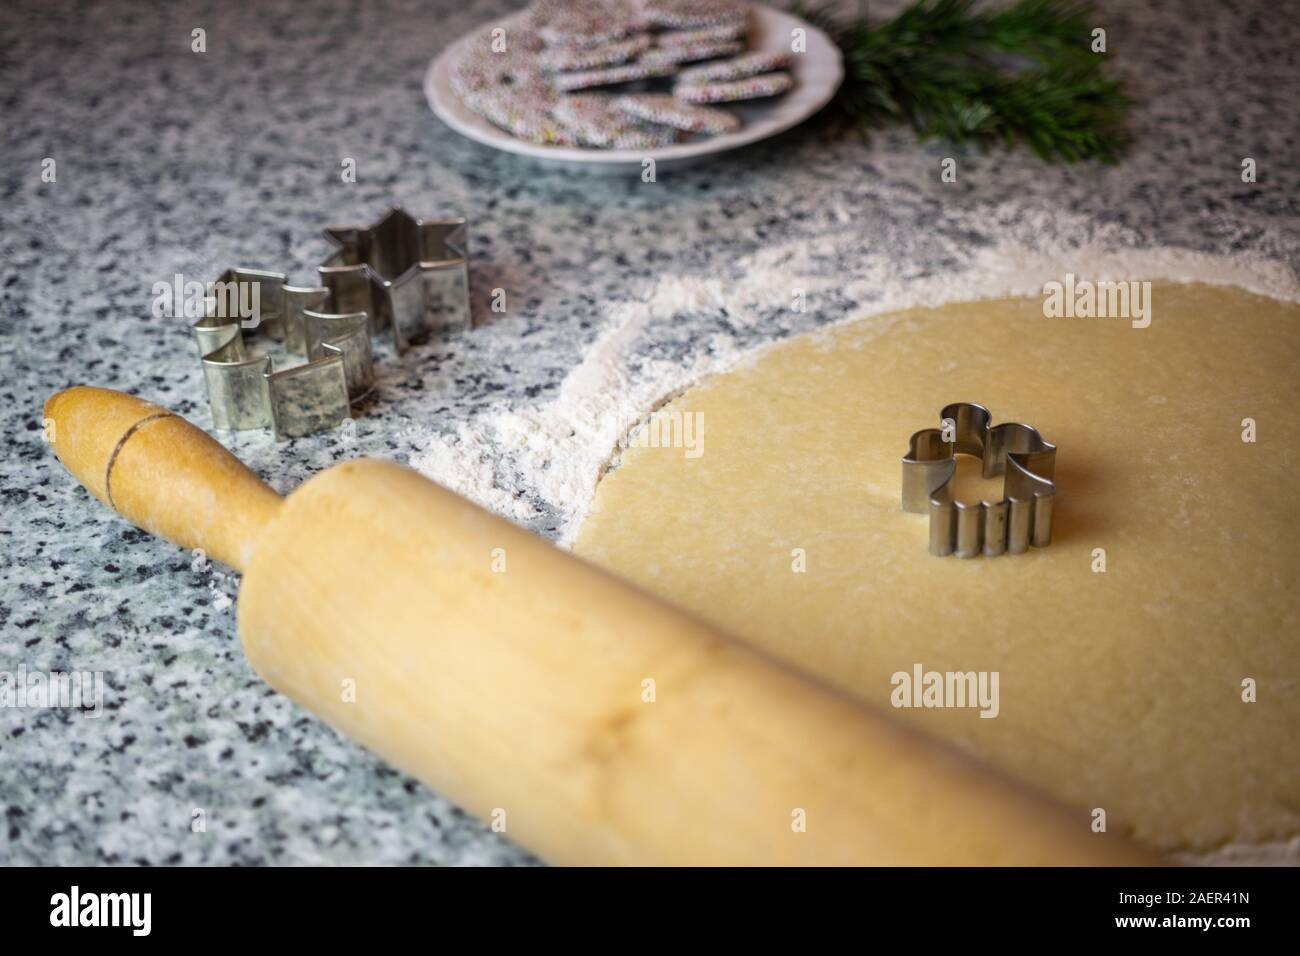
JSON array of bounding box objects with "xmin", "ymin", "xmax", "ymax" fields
[{"xmin": 1, "ymin": 0, "xmax": 1297, "ymax": 865}]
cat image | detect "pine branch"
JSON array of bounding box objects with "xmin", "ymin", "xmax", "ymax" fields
[{"xmin": 797, "ymin": 0, "xmax": 1132, "ymax": 163}]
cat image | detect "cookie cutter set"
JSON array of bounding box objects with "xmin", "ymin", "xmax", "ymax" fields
[
  {"xmin": 192, "ymin": 208, "xmax": 470, "ymax": 440},
  {"xmin": 902, "ymin": 403, "xmax": 1056, "ymax": 558}
]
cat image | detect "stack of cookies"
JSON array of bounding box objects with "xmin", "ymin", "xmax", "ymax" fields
[{"xmin": 450, "ymin": 0, "xmax": 796, "ymax": 148}]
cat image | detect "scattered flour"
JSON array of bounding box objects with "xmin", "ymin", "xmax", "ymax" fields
[{"xmin": 411, "ymin": 208, "xmax": 1300, "ymax": 545}]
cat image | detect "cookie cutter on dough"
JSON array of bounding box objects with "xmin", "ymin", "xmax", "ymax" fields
[
  {"xmin": 902, "ymin": 403, "xmax": 1056, "ymax": 558},
  {"xmin": 192, "ymin": 208, "xmax": 470, "ymax": 441}
]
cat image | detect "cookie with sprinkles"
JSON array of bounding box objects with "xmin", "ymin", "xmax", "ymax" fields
[
  {"xmin": 674, "ymin": 70, "xmax": 793, "ymax": 103},
  {"xmin": 643, "ymin": 0, "xmax": 749, "ymax": 31},
  {"xmin": 612, "ymin": 92, "xmax": 740, "ymax": 134},
  {"xmin": 638, "ymin": 39, "xmax": 744, "ymax": 67},
  {"xmin": 677, "ymin": 50, "xmax": 790, "ymax": 84},
  {"xmin": 609, "ymin": 125, "xmax": 681, "ymax": 149},
  {"xmin": 531, "ymin": 0, "xmax": 645, "ymax": 49},
  {"xmin": 553, "ymin": 57, "xmax": 680, "ymax": 91},
  {"xmin": 539, "ymin": 34, "xmax": 651, "ymax": 72},
  {"xmin": 658, "ymin": 20, "xmax": 749, "ymax": 47},
  {"xmin": 452, "ymin": 33, "xmax": 547, "ymax": 97},
  {"xmin": 553, "ymin": 93, "xmax": 680, "ymax": 148},
  {"xmin": 465, "ymin": 88, "xmax": 579, "ymax": 145}
]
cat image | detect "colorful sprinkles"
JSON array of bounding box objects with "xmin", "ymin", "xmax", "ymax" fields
[
  {"xmin": 612, "ymin": 93, "xmax": 741, "ymax": 134},
  {"xmin": 678, "ymin": 50, "xmax": 791, "ymax": 84},
  {"xmin": 642, "ymin": 0, "xmax": 749, "ymax": 31},
  {"xmin": 539, "ymin": 34, "xmax": 651, "ymax": 72},
  {"xmin": 553, "ymin": 58, "xmax": 680, "ymax": 92},
  {"xmin": 658, "ymin": 20, "xmax": 749, "ymax": 47},
  {"xmin": 674, "ymin": 71, "xmax": 793, "ymax": 103},
  {"xmin": 464, "ymin": 88, "xmax": 580, "ymax": 145},
  {"xmin": 530, "ymin": 0, "xmax": 645, "ymax": 49},
  {"xmin": 637, "ymin": 39, "xmax": 745, "ymax": 67},
  {"xmin": 553, "ymin": 93, "xmax": 680, "ymax": 148},
  {"xmin": 449, "ymin": 0, "xmax": 796, "ymax": 149}
]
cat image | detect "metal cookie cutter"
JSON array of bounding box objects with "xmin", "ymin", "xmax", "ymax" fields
[
  {"xmin": 192, "ymin": 208, "xmax": 470, "ymax": 440},
  {"xmin": 902, "ymin": 403, "xmax": 1056, "ymax": 558}
]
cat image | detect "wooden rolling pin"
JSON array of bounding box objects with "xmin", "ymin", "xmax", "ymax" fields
[{"xmin": 44, "ymin": 386, "xmax": 1157, "ymax": 865}]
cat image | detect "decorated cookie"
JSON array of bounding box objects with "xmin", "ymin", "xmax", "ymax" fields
[
  {"xmin": 658, "ymin": 20, "xmax": 748, "ymax": 47},
  {"xmin": 612, "ymin": 92, "xmax": 740, "ymax": 135},
  {"xmin": 451, "ymin": 34, "xmax": 548, "ymax": 98},
  {"xmin": 464, "ymin": 88, "xmax": 579, "ymax": 145},
  {"xmin": 677, "ymin": 50, "xmax": 791, "ymax": 84},
  {"xmin": 452, "ymin": 0, "xmax": 772, "ymax": 147},
  {"xmin": 553, "ymin": 93, "xmax": 680, "ymax": 148},
  {"xmin": 637, "ymin": 39, "xmax": 744, "ymax": 67},
  {"xmin": 539, "ymin": 34, "xmax": 651, "ymax": 71},
  {"xmin": 674, "ymin": 70, "xmax": 793, "ymax": 103},
  {"xmin": 642, "ymin": 0, "xmax": 749, "ymax": 31},
  {"xmin": 530, "ymin": 0, "xmax": 645, "ymax": 49},
  {"xmin": 552, "ymin": 57, "xmax": 680, "ymax": 91}
]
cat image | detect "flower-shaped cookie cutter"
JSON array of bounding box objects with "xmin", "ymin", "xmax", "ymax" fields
[
  {"xmin": 193, "ymin": 267, "xmax": 374, "ymax": 441},
  {"xmin": 902, "ymin": 403, "xmax": 1056, "ymax": 558},
  {"xmin": 192, "ymin": 208, "xmax": 470, "ymax": 440}
]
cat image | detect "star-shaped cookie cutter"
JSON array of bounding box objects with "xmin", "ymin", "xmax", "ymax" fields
[
  {"xmin": 192, "ymin": 208, "xmax": 471, "ymax": 440},
  {"xmin": 902, "ymin": 403, "xmax": 1056, "ymax": 558},
  {"xmin": 320, "ymin": 207, "xmax": 471, "ymax": 352}
]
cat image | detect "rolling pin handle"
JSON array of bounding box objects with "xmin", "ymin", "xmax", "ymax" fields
[{"xmin": 44, "ymin": 386, "xmax": 282, "ymax": 571}]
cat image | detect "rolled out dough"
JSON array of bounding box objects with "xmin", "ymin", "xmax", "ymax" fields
[{"xmin": 574, "ymin": 282, "xmax": 1300, "ymax": 853}]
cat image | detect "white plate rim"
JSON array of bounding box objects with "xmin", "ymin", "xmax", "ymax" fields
[{"xmin": 424, "ymin": 4, "xmax": 844, "ymax": 168}]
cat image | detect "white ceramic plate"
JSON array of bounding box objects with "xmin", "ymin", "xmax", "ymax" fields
[{"xmin": 425, "ymin": 5, "xmax": 844, "ymax": 173}]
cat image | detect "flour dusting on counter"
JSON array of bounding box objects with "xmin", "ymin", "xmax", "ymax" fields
[{"xmin": 410, "ymin": 202, "xmax": 1300, "ymax": 547}]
